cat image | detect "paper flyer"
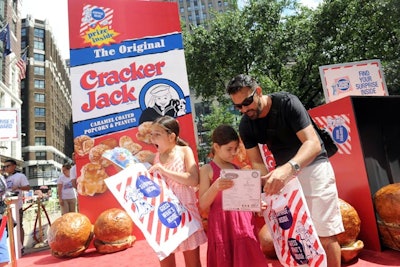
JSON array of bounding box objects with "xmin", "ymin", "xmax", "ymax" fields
[{"xmin": 221, "ymin": 169, "xmax": 261, "ymax": 212}]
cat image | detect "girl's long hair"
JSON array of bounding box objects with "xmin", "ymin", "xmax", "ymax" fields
[{"xmin": 152, "ymin": 116, "xmax": 188, "ymax": 146}]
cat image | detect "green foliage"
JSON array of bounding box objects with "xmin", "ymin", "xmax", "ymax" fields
[
  {"xmin": 183, "ymin": 0, "xmax": 400, "ymax": 107},
  {"xmin": 184, "ymin": 9, "xmax": 256, "ymax": 102},
  {"xmin": 202, "ymin": 103, "xmax": 237, "ymax": 131},
  {"xmin": 195, "ymin": 103, "xmax": 239, "ymax": 163}
]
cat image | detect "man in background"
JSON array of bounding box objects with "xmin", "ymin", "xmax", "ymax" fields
[{"xmin": 4, "ymin": 159, "xmax": 30, "ymax": 254}]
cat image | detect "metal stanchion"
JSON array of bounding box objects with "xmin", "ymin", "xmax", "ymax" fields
[
  {"xmin": 5, "ymin": 198, "xmax": 17, "ymax": 267},
  {"xmin": 33, "ymin": 196, "xmax": 47, "ymax": 248}
]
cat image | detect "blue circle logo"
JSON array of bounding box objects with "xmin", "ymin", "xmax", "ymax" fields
[
  {"xmin": 332, "ymin": 125, "xmax": 348, "ymax": 144},
  {"xmin": 276, "ymin": 206, "xmax": 293, "ymax": 230},
  {"xmin": 91, "ymin": 8, "xmax": 105, "ymax": 21},
  {"xmin": 336, "ymin": 78, "xmax": 350, "ymax": 92},
  {"xmin": 136, "ymin": 175, "xmax": 161, "ymax": 198},
  {"xmin": 158, "ymin": 201, "xmax": 181, "ymax": 228},
  {"xmin": 288, "ymin": 238, "xmax": 308, "ymax": 264}
]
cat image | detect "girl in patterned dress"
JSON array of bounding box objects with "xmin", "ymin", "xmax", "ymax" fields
[
  {"xmin": 199, "ymin": 125, "xmax": 268, "ymax": 267},
  {"xmin": 149, "ymin": 116, "xmax": 207, "ymax": 267}
]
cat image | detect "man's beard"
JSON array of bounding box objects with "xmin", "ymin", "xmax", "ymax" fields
[{"xmin": 243, "ymin": 100, "xmax": 261, "ymax": 120}]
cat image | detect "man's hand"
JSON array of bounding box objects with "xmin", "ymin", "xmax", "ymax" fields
[{"xmin": 262, "ymin": 163, "xmax": 293, "ymax": 195}]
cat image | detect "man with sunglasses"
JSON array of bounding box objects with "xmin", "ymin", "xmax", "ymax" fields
[
  {"xmin": 3, "ymin": 159, "xmax": 30, "ymax": 255},
  {"xmin": 226, "ymin": 74, "xmax": 343, "ymax": 267}
]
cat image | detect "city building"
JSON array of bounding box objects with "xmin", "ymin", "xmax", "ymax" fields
[
  {"xmin": 0, "ymin": 0, "xmax": 24, "ymax": 168},
  {"xmin": 173, "ymin": 0, "xmax": 235, "ymax": 30},
  {"xmin": 20, "ymin": 16, "xmax": 73, "ymax": 187}
]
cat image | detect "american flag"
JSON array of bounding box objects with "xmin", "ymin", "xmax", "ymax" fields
[
  {"xmin": 16, "ymin": 50, "xmax": 27, "ymax": 81},
  {"xmin": 0, "ymin": 23, "xmax": 12, "ymax": 56}
]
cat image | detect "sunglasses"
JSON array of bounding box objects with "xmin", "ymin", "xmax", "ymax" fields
[{"xmin": 233, "ymin": 89, "xmax": 256, "ymax": 109}]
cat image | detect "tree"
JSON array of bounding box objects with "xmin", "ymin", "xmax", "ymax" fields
[
  {"xmin": 184, "ymin": 0, "xmax": 400, "ymax": 108},
  {"xmin": 196, "ymin": 102, "xmax": 238, "ymax": 163},
  {"xmin": 184, "ymin": 8, "xmax": 255, "ymax": 103},
  {"xmin": 310, "ymin": 0, "xmax": 400, "ymax": 97}
]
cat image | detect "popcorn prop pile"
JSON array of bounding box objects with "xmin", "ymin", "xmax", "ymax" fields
[
  {"xmin": 258, "ymin": 224, "xmax": 278, "ymax": 259},
  {"xmin": 94, "ymin": 208, "xmax": 136, "ymax": 254},
  {"xmin": 73, "ymin": 133, "xmax": 155, "ymax": 196},
  {"xmin": 337, "ymin": 199, "xmax": 364, "ymax": 263},
  {"xmin": 374, "ymin": 183, "xmax": 400, "ymax": 251},
  {"xmin": 48, "ymin": 209, "xmax": 136, "ymax": 258},
  {"xmin": 48, "ymin": 213, "xmax": 94, "ymax": 258}
]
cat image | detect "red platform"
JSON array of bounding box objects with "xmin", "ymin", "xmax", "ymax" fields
[{"xmin": 16, "ymin": 240, "xmax": 400, "ymax": 267}]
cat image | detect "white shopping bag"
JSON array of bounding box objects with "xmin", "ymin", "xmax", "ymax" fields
[
  {"xmin": 105, "ymin": 163, "xmax": 202, "ymax": 260},
  {"xmin": 262, "ymin": 178, "xmax": 327, "ymax": 267}
]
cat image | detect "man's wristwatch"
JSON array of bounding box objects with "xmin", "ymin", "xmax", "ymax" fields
[{"xmin": 288, "ymin": 160, "xmax": 301, "ymax": 175}]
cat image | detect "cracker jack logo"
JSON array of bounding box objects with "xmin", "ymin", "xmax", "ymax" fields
[
  {"xmin": 331, "ymin": 76, "xmax": 351, "ymax": 96},
  {"xmin": 80, "ymin": 5, "xmax": 119, "ymax": 47}
]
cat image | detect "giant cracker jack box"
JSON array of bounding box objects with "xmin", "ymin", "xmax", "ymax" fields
[{"xmin": 68, "ymin": 0, "xmax": 197, "ymax": 241}]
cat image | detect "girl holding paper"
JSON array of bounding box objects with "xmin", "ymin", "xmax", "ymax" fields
[
  {"xmin": 199, "ymin": 125, "xmax": 268, "ymax": 267},
  {"xmin": 149, "ymin": 116, "xmax": 207, "ymax": 267}
]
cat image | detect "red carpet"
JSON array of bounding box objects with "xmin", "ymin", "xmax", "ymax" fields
[{"xmin": 17, "ymin": 240, "xmax": 400, "ymax": 267}]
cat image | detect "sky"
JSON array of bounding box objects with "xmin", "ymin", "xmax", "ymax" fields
[
  {"xmin": 21, "ymin": 0, "xmax": 69, "ymax": 60},
  {"xmin": 21, "ymin": 0, "xmax": 322, "ymax": 61}
]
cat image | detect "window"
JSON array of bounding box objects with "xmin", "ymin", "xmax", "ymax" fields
[
  {"xmin": 34, "ymin": 41, "xmax": 44, "ymax": 50},
  {"xmin": 35, "ymin": 137, "xmax": 46, "ymax": 145},
  {"xmin": 21, "ymin": 28, "xmax": 26, "ymax": 37},
  {"xmin": 35, "ymin": 151, "xmax": 46, "ymax": 160},
  {"xmin": 34, "ymin": 66, "xmax": 45, "ymax": 75},
  {"xmin": 34, "ymin": 107, "xmax": 45, "ymax": 117},
  {"xmin": 34, "ymin": 93, "xmax": 45, "ymax": 102},
  {"xmin": 34, "ymin": 79, "xmax": 45, "ymax": 89},
  {"xmin": 35, "ymin": 122, "xmax": 46, "ymax": 130},
  {"xmin": 34, "ymin": 53, "xmax": 45, "ymax": 62},
  {"xmin": 34, "ymin": 28, "xmax": 45, "ymax": 38}
]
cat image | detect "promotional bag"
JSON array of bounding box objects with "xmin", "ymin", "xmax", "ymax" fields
[{"xmin": 262, "ymin": 178, "xmax": 327, "ymax": 267}]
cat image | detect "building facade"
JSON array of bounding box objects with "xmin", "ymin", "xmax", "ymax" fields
[
  {"xmin": 20, "ymin": 16, "xmax": 73, "ymax": 187},
  {"xmin": 173, "ymin": 0, "xmax": 235, "ymax": 30},
  {"xmin": 0, "ymin": 0, "xmax": 24, "ymax": 168}
]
